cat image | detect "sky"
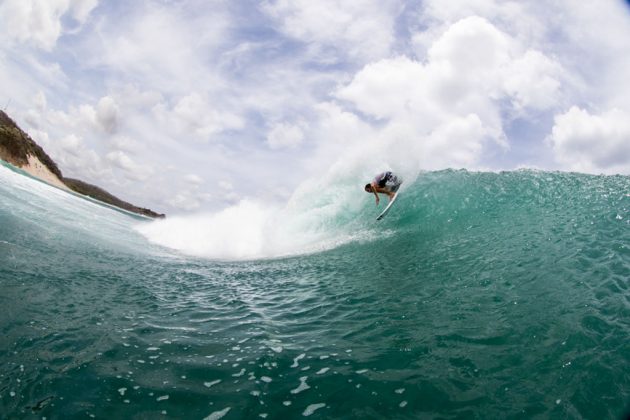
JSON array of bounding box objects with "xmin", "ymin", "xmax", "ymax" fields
[{"xmin": 1, "ymin": 0, "xmax": 630, "ymax": 215}]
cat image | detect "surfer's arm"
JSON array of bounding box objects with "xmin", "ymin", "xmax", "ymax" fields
[{"xmin": 370, "ymin": 183, "xmax": 380, "ymax": 205}]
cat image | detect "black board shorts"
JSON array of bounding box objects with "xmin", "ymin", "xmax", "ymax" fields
[{"xmin": 377, "ymin": 171, "xmax": 402, "ymax": 192}]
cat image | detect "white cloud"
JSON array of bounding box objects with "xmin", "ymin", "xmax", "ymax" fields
[
  {"xmin": 262, "ymin": 0, "xmax": 398, "ymax": 62},
  {"xmin": 43, "ymin": 132, "xmax": 108, "ymax": 180},
  {"xmin": 415, "ymin": 0, "xmax": 630, "ymax": 112},
  {"xmin": 0, "ymin": 0, "xmax": 99, "ymax": 50},
  {"xmin": 167, "ymin": 192, "xmax": 203, "ymax": 212},
  {"xmin": 338, "ymin": 16, "xmax": 564, "ymax": 124},
  {"xmin": 549, "ymin": 106, "xmax": 630, "ymax": 174},
  {"xmin": 185, "ymin": 174, "xmax": 204, "ymax": 186},
  {"xmin": 59, "ymin": 133, "xmax": 82, "ymax": 152},
  {"xmin": 116, "ymin": 85, "xmax": 163, "ymax": 110},
  {"xmin": 423, "ymin": 114, "xmax": 487, "ymax": 168},
  {"xmin": 70, "ymin": 0, "xmax": 98, "ymax": 23},
  {"xmin": 501, "ymin": 50, "xmax": 563, "ymax": 111},
  {"xmin": 109, "ymin": 135, "xmax": 141, "ymax": 154},
  {"xmin": 334, "ymin": 15, "xmax": 570, "ymax": 170},
  {"xmin": 106, "ymin": 150, "xmax": 153, "ymax": 181},
  {"xmin": 551, "ymin": 1, "xmax": 630, "ymax": 110},
  {"xmin": 218, "ymin": 180, "xmax": 233, "ymax": 191},
  {"xmin": 415, "ymin": 0, "xmax": 547, "ymax": 52},
  {"xmin": 310, "ymin": 101, "xmax": 375, "ymax": 158},
  {"xmin": 33, "ymin": 90, "xmax": 47, "ymax": 111},
  {"xmin": 266, "ymin": 122, "xmax": 305, "ymax": 149},
  {"xmin": 162, "ymin": 172, "xmax": 237, "ymax": 212},
  {"xmin": 90, "ymin": 4, "xmax": 228, "ymax": 94},
  {"xmin": 336, "ymin": 56, "xmax": 425, "ymax": 120},
  {"xmin": 428, "ymin": 16, "xmax": 511, "ymax": 76},
  {"xmin": 218, "ymin": 180, "xmax": 239, "ymax": 203},
  {"xmin": 96, "ymin": 96, "xmax": 118, "ymax": 133},
  {"xmin": 166, "ymin": 92, "xmax": 245, "ymax": 140}
]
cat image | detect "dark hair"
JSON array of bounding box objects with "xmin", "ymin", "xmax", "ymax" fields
[{"xmin": 364, "ymin": 183, "xmax": 372, "ymax": 192}]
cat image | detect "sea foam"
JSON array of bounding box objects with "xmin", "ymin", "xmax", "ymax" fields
[{"xmin": 135, "ymin": 192, "xmax": 371, "ymax": 260}]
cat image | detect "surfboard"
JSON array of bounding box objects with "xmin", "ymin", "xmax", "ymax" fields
[{"xmin": 376, "ymin": 193, "xmax": 399, "ymax": 221}]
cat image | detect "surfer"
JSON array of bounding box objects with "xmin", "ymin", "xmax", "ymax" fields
[{"xmin": 365, "ymin": 171, "xmax": 402, "ymax": 205}]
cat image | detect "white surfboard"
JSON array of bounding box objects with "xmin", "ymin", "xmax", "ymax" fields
[{"xmin": 376, "ymin": 192, "xmax": 399, "ymax": 221}]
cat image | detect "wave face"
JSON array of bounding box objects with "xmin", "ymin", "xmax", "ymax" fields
[{"xmin": 1, "ymin": 162, "xmax": 629, "ymax": 419}]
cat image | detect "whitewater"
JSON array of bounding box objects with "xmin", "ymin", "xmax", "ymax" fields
[{"xmin": 1, "ymin": 160, "xmax": 629, "ymax": 418}]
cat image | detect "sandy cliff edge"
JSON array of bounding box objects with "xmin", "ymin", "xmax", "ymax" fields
[{"xmin": 22, "ymin": 154, "xmax": 71, "ymax": 191}]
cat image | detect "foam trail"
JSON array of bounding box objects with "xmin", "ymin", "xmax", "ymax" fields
[
  {"xmin": 135, "ymin": 194, "xmax": 371, "ymax": 260},
  {"xmin": 136, "ymin": 200, "xmax": 271, "ymax": 259}
]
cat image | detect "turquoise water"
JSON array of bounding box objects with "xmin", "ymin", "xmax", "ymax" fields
[{"xmin": 1, "ymin": 162, "xmax": 629, "ymax": 419}]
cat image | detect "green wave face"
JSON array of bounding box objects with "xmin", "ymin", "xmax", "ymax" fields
[{"xmin": 1, "ymin": 165, "xmax": 629, "ymax": 419}]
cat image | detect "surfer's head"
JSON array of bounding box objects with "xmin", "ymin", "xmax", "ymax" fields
[{"xmin": 364, "ymin": 184, "xmax": 373, "ymax": 193}]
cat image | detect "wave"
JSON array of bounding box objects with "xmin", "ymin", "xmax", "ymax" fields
[
  {"xmin": 3, "ymin": 160, "xmax": 626, "ymax": 262},
  {"xmin": 136, "ymin": 168, "xmax": 629, "ymax": 260}
]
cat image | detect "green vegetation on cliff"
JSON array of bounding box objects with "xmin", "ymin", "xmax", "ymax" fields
[{"xmin": 63, "ymin": 178, "xmax": 164, "ymax": 218}]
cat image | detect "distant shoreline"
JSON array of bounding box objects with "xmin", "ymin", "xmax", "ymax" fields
[{"xmin": 0, "ymin": 110, "xmax": 165, "ymax": 219}]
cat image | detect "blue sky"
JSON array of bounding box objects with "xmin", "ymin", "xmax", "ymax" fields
[{"xmin": 1, "ymin": 0, "xmax": 630, "ymax": 214}]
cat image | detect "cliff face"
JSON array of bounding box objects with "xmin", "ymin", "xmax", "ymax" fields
[
  {"xmin": 0, "ymin": 110, "xmax": 165, "ymax": 218},
  {"xmin": 0, "ymin": 111, "xmax": 63, "ymax": 179}
]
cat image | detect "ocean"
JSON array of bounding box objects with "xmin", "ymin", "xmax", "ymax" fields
[{"xmin": 1, "ymin": 161, "xmax": 629, "ymax": 419}]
